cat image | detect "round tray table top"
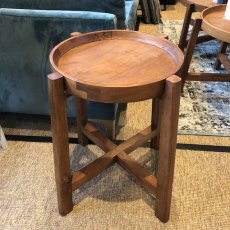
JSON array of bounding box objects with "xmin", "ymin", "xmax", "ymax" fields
[
  {"xmin": 201, "ymin": 5, "xmax": 230, "ymax": 43},
  {"xmin": 50, "ymin": 30, "xmax": 183, "ymax": 102}
]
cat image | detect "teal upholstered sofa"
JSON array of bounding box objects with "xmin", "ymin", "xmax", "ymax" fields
[{"xmin": 0, "ymin": 0, "xmax": 140, "ymax": 138}]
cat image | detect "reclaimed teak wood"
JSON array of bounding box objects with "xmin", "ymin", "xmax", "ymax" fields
[
  {"xmin": 48, "ymin": 30, "xmax": 184, "ymax": 222},
  {"xmin": 179, "ymin": 4, "xmax": 230, "ymax": 88}
]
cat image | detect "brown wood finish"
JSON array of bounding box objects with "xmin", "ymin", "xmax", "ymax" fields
[
  {"xmin": 155, "ymin": 75, "xmax": 182, "ymax": 223},
  {"xmin": 187, "ymin": 72, "xmax": 230, "ymax": 81},
  {"xmin": 201, "ymin": 5, "xmax": 230, "ymax": 43},
  {"xmin": 117, "ymin": 151, "xmax": 157, "ymax": 196},
  {"xmin": 179, "ymin": 0, "xmax": 219, "ymax": 51},
  {"xmin": 180, "ymin": 18, "xmax": 203, "ymax": 87},
  {"xmin": 150, "ymin": 98, "xmax": 160, "ymax": 149},
  {"xmin": 217, "ymin": 53, "xmax": 230, "ymax": 72},
  {"xmin": 75, "ymin": 97, "xmax": 88, "ymax": 146},
  {"xmin": 49, "ymin": 30, "xmax": 183, "ymax": 222},
  {"xmin": 48, "ymin": 73, "xmax": 73, "ymax": 216},
  {"xmin": 215, "ymin": 41, "xmax": 229, "ymax": 69},
  {"xmin": 179, "ymin": 3, "xmax": 196, "ymax": 51},
  {"xmin": 179, "ymin": 7, "xmax": 230, "ymax": 87},
  {"xmin": 50, "ymin": 30, "xmax": 183, "ymax": 103}
]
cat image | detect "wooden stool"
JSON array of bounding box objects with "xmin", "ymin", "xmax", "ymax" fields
[
  {"xmin": 179, "ymin": 5, "xmax": 230, "ymax": 87},
  {"xmin": 48, "ymin": 30, "xmax": 183, "ymax": 222}
]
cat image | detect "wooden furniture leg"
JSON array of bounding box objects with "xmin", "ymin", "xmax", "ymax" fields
[
  {"xmin": 48, "ymin": 73, "xmax": 73, "ymax": 216},
  {"xmin": 155, "ymin": 75, "xmax": 181, "ymax": 223},
  {"xmin": 48, "ymin": 74, "xmax": 182, "ymax": 222},
  {"xmin": 215, "ymin": 42, "xmax": 229, "ymax": 70},
  {"xmin": 178, "ymin": 3, "xmax": 195, "ymax": 51},
  {"xmin": 76, "ymin": 97, "xmax": 88, "ymax": 146},
  {"xmin": 150, "ymin": 98, "xmax": 160, "ymax": 149},
  {"xmin": 179, "ymin": 18, "xmax": 202, "ymax": 88},
  {"xmin": 150, "ymin": 98, "xmax": 160, "ymax": 175},
  {"xmin": 179, "ymin": 17, "xmax": 230, "ymax": 88},
  {"xmin": 178, "ymin": 3, "xmax": 214, "ymax": 51}
]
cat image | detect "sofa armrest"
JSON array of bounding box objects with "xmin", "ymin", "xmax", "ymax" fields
[
  {"xmin": 0, "ymin": 8, "xmax": 118, "ymax": 32},
  {"xmin": 0, "ymin": 8, "xmax": 117, "ymax": 115},
  {"xmin": 0, "ymin": 0, "xmax": 126, "ymax": 28}
]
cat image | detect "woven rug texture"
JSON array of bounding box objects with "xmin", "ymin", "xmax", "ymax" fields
[
  {"xmin": 1, "ymin": 138, "xmax": 230, "ymax": 229},
  {"xmin": 158, "ymin": 20, "xmax": 230, "ymax": 136}
]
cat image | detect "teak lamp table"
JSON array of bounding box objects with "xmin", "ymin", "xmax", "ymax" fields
[{"xmin": 48, "ymin": 30, "xmax": 184, "ymax": 223}]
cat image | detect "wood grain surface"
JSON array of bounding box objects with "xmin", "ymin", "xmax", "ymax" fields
[
  {"xmin": 50, "ymin": 30, "xmax": 183, "ymax": 102},
  {"xmin": 202, "ymin": 5, "xmax": 230, "ymax": 43}
]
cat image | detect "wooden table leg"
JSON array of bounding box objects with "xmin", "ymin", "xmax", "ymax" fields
[
  {"xmin": 179, "ymin": 18, "xmax": 202, "ymax": 89},
  {"xmin": 178, "ymin": 3, "xmax": 195, "ymax": 51},
  {"xmin": 155, "ymin": 75, "xmax": 181, "ymax": 223},
  {"xmin": 76, "ymin": 97, "xmax": 88, "ymax": 146},
  {"xmin": 150, "ymin": 98, "xmax": 160, "ymax": 150},
  {"xmin": 48, "ymin": 73, "xmax": 73, "ymax": 216},
  {"xmin": 215, "ymin": 42, "xmax": 229, "ymax": 70}
]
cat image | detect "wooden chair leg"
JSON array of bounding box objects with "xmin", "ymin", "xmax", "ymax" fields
[
  {"xmin": 76, "ymin": 97, "xmax": 88, "ymax": 146},
  {"xmin": 48, "ymin": 73, "xmax": 73, "ymax": 216},
  {"xmin": 155, "ymin": 75, "xmax": 181, "ymax": 223},
  {"xmin": 215, "ymin": 42, "xmax": 229, "ymax": 70},
  {"xmin": 178, "ymin": 3, "xmax": 195, "ymax": 51},
  {"xmin": 179, "ymin": 18, "xmax": 202, "ymax": 89}
]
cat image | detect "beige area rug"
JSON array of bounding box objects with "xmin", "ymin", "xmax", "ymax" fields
[
  {"xmin": 1, "ymin": 138, "xmax": 230, "ymax": 230},
  {"xmin": 1, "ymin": 101, "xmax": 230, "ymax": 229},
  {"xmin": 156, "ymin": 20, "xmax": 230, "ymax": 136}
]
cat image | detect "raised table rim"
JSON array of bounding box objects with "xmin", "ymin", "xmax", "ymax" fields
[
  {"xmin": 201, "ymin": 4, "xmax": 230, "ymax": 43},
  {"xmin": 49, "ymin": 30, "xmax": 184, "ymax": 103}
]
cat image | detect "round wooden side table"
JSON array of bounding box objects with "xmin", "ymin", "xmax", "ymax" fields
[
  {"xmin": 202, "ymin": 5, "xmax": 230, "ymax": 71},
  {"xmin": 202, "ymin": 5, "xmax": 230, "ymax": 43},
  {"xmin": 48, "ymin": 30, "xmax": 183, "ymax": 222}
]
